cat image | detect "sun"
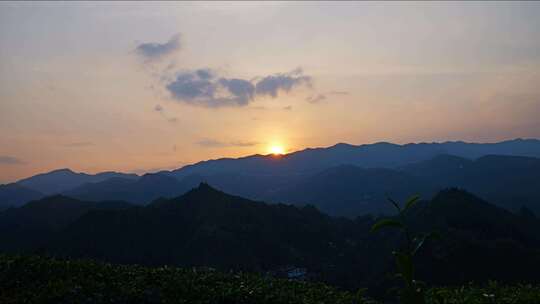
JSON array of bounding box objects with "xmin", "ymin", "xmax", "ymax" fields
[{"xmin": 269, "ymin": 145, "xmax": 285, "ymax": 155}]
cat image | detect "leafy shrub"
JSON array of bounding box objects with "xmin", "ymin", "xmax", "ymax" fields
[
  {"xmin": 426, "ymin": 282, "xmax": 540, "ymax": 304},
  {"xmin": 2, "ymin": 254, "xmax": 540, "ymax": 304},
  {"xmin": 0, "ymin": 254, "xmax": 369, "ymax": 304}
]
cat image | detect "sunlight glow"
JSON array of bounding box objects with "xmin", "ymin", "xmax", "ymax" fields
[{"xmin": 269, "ymin": 145, "xmax": 285, "ymax": 155}]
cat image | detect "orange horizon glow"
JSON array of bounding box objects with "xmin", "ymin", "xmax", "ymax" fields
[{"xmin": 268, "ymin": 145, "xmax": 285, "ymax": 155}]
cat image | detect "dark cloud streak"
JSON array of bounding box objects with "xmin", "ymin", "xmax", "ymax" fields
[
  {"xmin": 0, "ymin": 156, "xmax": 25, "ymax": 165},
  {"xmin": 63, "ymin": 142, "xmax": 93, "ymax": 148},
  {"xmin": 154, "ymin": 104, "xmax": 178, "ymax": 123},
  {"xmin": 196, "ymin": 139, "xmax": 259, "ymax": 148},
  {"xmin": 306, "ymin": 94, "xmax": 326, "ymax": 103}
]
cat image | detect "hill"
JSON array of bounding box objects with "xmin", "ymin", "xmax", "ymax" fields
[
  {"xmin": 64, "ymin": 173, "xmax": 194, "ymax": 204},
  {"xmin": 3, "ymin": 185, "xmax": 540, "ymax": 300},
  {"xmin": 403, "ymin": 154, "xmax": 540, "ymax": 213},
  {"xmin": 265, "ymin": 165, "xmax": 437, "ymax": 216},
  {"xmin": 5, "ymin": 139, "xmax": 540, "ymax": 212},
  {"xmin": 0, "ymin": 195, "xmax": 133, "ymax": 252},
  {"xmin": 51, "ymin": 183, "xmax": 359, "ymax": 273},
  {"xmin": 16, "ymin": 168, "xmax": 138, "ymax": 195},
  {"xmin": 0, "ymin": 183, "xmax": 44, "ymax": 210},
  {"xmin": 404, "ymin": 189, "xmax": 540, "ymax": 285},
  {"xmin": 2, "ymin": 184, "xmax": 540, "ymax": 291}
]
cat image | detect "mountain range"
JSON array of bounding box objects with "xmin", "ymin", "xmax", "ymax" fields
[
  {"xmin": 1, "ymin": 183, "xmax": 540, "ymax": 292},
  {"xmin": 1, "ymin": 138, "xmax": 540, "ymax": 216}
]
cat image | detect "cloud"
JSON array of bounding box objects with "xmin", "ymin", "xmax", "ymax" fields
[
  {"xmin": 306, "ymin": 90, "xmax": 349, "ymax": 104},
  {"xmin": 230, "ymin": 141, "xmax": 259, "ymax": 147},
  {"xmin": 166, "ymin": 69, "xmax": 256, "ymax": 107},
  {"xmin": 328, "ymin": 91, "xmax": 349, "ymax": 95},
  {"xmin": 196, "ymin": 139, "xmax": 226, "ymax": 147},
  {"xmin": 255, "ymin": 68, "xmax": 312, "ymax": 98},
  {"xmin": 0, "ymin": 156, "xmax": 25, "ymax": 165},
  {"xmin": 154, "ymin": 104, "xmax": 178, "ymax": 123},
  {"xmin": 63, "ymin": 142, "xmax": 94, "ymax": 148},
  {"xmin": 306, "ymin": 94, "xmax": 326, "ymax": 103},
  {"xmin": 218, "ymin": 78, "xmax": 255, "ymax": 106},
  {"xmin": 196, "ymin": 139, "xmax": 259, "ymax": 148},
  {"xmin": 165, "ymin": 68, "xmax": 312, "ymax": 108},
  {"xmin": 135, "ymin": 33, "xmax": 181, "ymax": 60}
]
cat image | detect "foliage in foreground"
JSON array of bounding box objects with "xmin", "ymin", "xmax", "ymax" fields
[
  {"xmin": 0, "ymin": 254, "xmax": 367, "ymax": 304},
  {"xmin": 371, "ymin": 195, "xmax": 439, "ymax": 304},
  {"xmin": 426, "ymin": 282, "xmax": 540, "ymax": 304},
  {"xmin": 2, "ymin": 255, "xmax": 540, "ymax": 304}
]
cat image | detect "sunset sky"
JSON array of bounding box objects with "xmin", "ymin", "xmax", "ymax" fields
[{"xmin": 1, "ymin": 1, "xmax": 540, "ymax": 182}]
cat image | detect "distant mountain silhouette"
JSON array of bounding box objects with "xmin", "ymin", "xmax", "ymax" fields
[
  {"xmin": 264, "ymin": 165, "xmax": 437, "ymax": 216},
  {"xmin": 0, "ymin": 195, "xmax": 133, "ymax": 252},
  {"xmin": 402, "ymin": 154, "xmax": 540, "ymax": 213},
  {"xmin": 16, "ymin": 168, "xmax": 138, "ymax": 195},
  {"xmin": 64, "ymin": 173, "xmax": 200, "ymax": 204},
  {"xmin": 163, "ymin": 138, "xmax": 540, "ymax": 179},
  {"xmin": 3, "ymin": 138, "xmax": 540, "ymax": 213},
  {"xmin": 2, "ymin": 184, "xmax": 540, "ymax": 290},
  {"xmin": 186, "ymin": 154, "xmax": 540, "ymax": 217},
  {"xmin": 0, "ymin": 183, "xmax": 44, "ymax": 210}
]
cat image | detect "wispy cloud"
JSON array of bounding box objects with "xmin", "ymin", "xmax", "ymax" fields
[
  {"xmin": 63, "ymin": 142, "xmax": 93, "ymax": 148},
  {"xmin": 306, "ymin": 94, "xmax": 326, "ymax": 103},
  {"xmin": 0, "ymin": 156, "xmax": 25, "ymax": 165},
  {"xmin": 306, "ymin": 91, "xmax": 349, "ymax": 104},
  {"xmin": 196, "ymin": 139, "xmax": 259, "ymax": 148},
  {"xmin": 328, "ymin": 91, "xmax": 349, "ymax": 95},
  {"xmin": 230, "ymin": 140, "xmax": 259, "ymax": 147},
  {"xmin": 154, "ymin": 104, "xmax": 178, "ymax": 123},
  {"xmin": 135, "ymin": 33, "xmax": 181, "ymax": 60}
]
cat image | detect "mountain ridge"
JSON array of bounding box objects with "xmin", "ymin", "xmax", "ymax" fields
[
  {"xmin": 2, "ymin": 184, "xmax": 540, "ymax": 289},
  {"xmin": 2, "ymin": 138, "xmax": 540, "ymax": 214}
]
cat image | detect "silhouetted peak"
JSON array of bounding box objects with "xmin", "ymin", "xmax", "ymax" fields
[
  {"xmin": 370, "ymin": 141, "xmax": 398, "ymax": 147},
  {"xmin": 48, "ymin": 168, "xmax": 76, "ymax": 175},
  {"xmin": 427, "ymin": 188, "xmax": 499, "ymax": 213},
  {"xmin": 432, "ymin": 188, "xmax": 478, "ymax": 202},
  {"xmin": 194, "ymin": 182, "xmax": 221, "ymax": 194},
  {"xmin": 331, "ymin": 142, "xmax": 356, "ymax": 149},
  {"xmin": 148, "ymin": 182, "xmax": 229, "ymax": 209}
]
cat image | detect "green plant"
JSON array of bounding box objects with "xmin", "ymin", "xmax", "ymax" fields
[
  {"xmin": 371, "ymin": 195, "xmax": 438, "ymax": 304},
  {"xmin": 0, "ymin": 254, "xmax": 371, "ymax": 304}
]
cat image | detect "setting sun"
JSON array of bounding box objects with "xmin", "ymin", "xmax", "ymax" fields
[{"xmin": 269, "ymin": 145, "xmax": 285, "ymax": 155}]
